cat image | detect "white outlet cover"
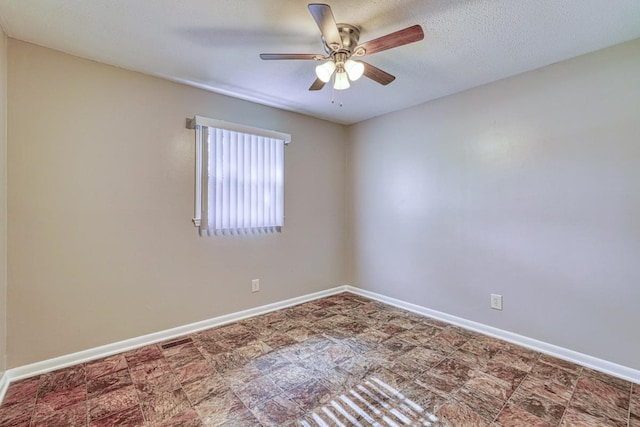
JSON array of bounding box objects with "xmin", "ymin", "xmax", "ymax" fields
[{"xmin": 491, "ymin": 294, "xmax": 503, "ymax": 310}]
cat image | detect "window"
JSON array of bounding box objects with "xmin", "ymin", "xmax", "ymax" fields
[{"xmin": 188, "ymin": 116, "xmax": 290, "ymax": 236}]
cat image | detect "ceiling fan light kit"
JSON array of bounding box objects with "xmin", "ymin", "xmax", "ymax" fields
[
  {"xmin": 315, "ymin": 60, "xmax": 336, "ymax": 83},
  {"xmin": 260, "ymin": 3, "xmax": 424, "ymax": 92},
  {"xmin": 344, "ymin": 59, "xmax": 365, "ymax": 81},
  {"xmin": 333, "ymin": 70, "xmax": 350, "ymax": 90},
  {"xmin": 316, "ymin": 52, "xmax": 364, "ymax": 90}
]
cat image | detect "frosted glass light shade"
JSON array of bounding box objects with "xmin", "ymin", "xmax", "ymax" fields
[
  {"xmin": 345, "ymin": 59, "xmax": 365, "ymax": 81},
  {"xmin": 315, "ymin": 61, "xmax": 336, "ymax": 83},
  {"xmin": 333, "ymin": 71, "xmax": 350, "ymax": 90}
]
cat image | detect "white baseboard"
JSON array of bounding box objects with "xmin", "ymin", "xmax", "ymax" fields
[
  {"xmin": 1, "ymin": 286, "xmax": 348, "ymax": 388},
  {"xmin": 345, "ymin": 286, "xmax": 640, "ymax": 384},
  {"xmin": 0, "ymin": 371, "xmax": 7, "ymax": 405},
  {"xmin": 1, "ymin": 283, "xmax": 638, "ymax": 403}
]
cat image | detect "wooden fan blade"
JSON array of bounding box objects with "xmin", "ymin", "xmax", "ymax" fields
[
  {"xmin": 309, "ymin": 78, "xmax": 326, "ymax": 91},
  {"xmin": 260, "ymin": 53, "xmax": 318, "ymax": 60},
  {"xmin": 362, "ymin": 61, "xmax": 395, "ymax": 85},
  {"xmin": 357, "ymin": 25, "xmax": 424, "ymax": 56},
  {"xmin": 308, "ymin": 3, "xmax": 343, "ymax": 50}
]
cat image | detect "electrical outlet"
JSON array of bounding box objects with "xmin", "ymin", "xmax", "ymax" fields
[
  {"xmin": 491, "ymin": 294, "xmax": 503, "ymax": 310},
  {"xmin": 251, "ymin": 279, "xmax": 260, "ymax": 293}
]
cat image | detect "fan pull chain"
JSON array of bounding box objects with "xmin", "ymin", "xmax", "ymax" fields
[{"xmin": 330, "ymin": 87, "xmax": 344, "ymax": 107}]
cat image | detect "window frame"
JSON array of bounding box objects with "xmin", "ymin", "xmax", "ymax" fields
[{"xmin": 187, "ymin": 115, "xmax": 291, "ymax": 235}]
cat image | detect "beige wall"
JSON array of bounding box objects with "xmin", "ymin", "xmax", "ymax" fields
[
  {"xmin": 7, "ymin": 40, "xmax": 348, "ymax": 367},
  {"xmin": 348, "ymin": 39, "xmax": 640, "ymax": 369},
  {"xmin": 0, "ymin": 31, "xmax": 7, "ymax": 374},
  {"xmin": 5, "ymin": 35, "xmax": 640, "ymax": 372}
]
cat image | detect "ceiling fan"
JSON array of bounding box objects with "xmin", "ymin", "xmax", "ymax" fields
[{"xmin": 260, "ymin": 3, "xmax": 424, "ymax": 91}]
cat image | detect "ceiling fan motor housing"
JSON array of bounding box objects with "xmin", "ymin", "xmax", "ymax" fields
[{"xmin": 323, "ymin": 24, "xmax": 363, "ymax": 58}]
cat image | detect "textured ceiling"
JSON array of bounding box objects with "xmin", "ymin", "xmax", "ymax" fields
[{"xmin": 0, "ymin": 0, "xmax": 639, "ymax": 124}]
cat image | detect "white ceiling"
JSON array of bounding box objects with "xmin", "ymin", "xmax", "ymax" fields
[{"xmin": 0, "ymin": 0, "xmax": 639, "ymax": 125}]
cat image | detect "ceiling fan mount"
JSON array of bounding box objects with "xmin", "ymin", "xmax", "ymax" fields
[{"xmin": 260, "ymin": 3, "xmax": 424, "ymax": 91}]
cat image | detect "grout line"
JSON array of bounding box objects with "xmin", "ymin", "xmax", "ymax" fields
[
  {"xmin": 29, "ymin": 375, "xmax": 41, "ymax": 426},
  {"xmin": 628, "ymin": 383, "xmax": 633, "ymax": 427},
  {"xmin": 489, "ymin": 351, "xmax": 543, "ymax": 425},
  {"xmin": 84, "ymin": 362, "xmax": 89, "ymax": 427},
  {"xmin": 558, "ymin": 364, "xmax": 583, "ymax": 426},
  {"xmin": 123, "ymin": 356, "xmax": 146, "ymax": 425},
  {"xmin": 161, "ymin": 341, "xmax": 198, "ymax": 425}
]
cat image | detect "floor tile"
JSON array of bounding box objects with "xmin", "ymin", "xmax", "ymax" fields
[
  {"xmin": 194, "ymin": 390, "xmax": 248, "ymax": 425},
  {"xmin": 37, "ymin": 366, "xmax": 86, "ymax": 399},
  {"xmin": 138, "ymin": 388, "xmax": 192, "ymax": 424},
  {"xmin": 87, "ymin": 384, "xmax": 138, "ymax": 421},
  {"xmin": 495, "ymin": 403, "xmax": 555, "ymax": 426},
  {"xmin": 134, "ymin": 371, "xmax": 181, "ymax": 396},
  {"xmin": 181, "ymin": 374, "xmax": 228, "ymax": 406},
  {"xmin": 128, "ymin": 358, "xmax": 172, "ymax": 384},
  {"xmin": 581, "ymin": 367, "xmax": 632, "ymax": 393},
  {"xmin": 435, "ymin": 329, "xmax": 471, "ymax": 348},
  {"xmin": 87, "ymin": 367, "xmax": 132, "ymax": 398},
  {"xmin": 570, "ymin": 375, "xmax": 630, "ymax": 422},
  {"xmin": 235, "ymin": 339, "xmax": 272, "ymax": 360},
  {"xmin": 34, "ymin": 384, "xmax": 87, "ymax": 417},
  {"xmin": 631, "ymin": 384, "xmax": 640, "ymax": 416},
  {"xmin": 453, "ymin": 371, "xmax": 513, "ymax": 421},
  {"xmin": 1, "ymin": 292, "xmax": 636, "ymax": 427},
  {"xmin": 217, "ymin": 409, "xmax": 261, "ymax": 426},
  {"xmin": 163, "ymin": 342, "xmax": 205, "ymax": 370},
  {"xmin": 515, "ymin": 374, "xmax": 574, "ymax": 405},
  {"xmin": 31, "ymin": 400, "xmax": 87, "ymax": 427},
  {"xmin": 123, "ymin": 345, "xmax": 164, "ymax": 366},
  {"xmin": 195, "ymin": 338, "xmax": 230, "ymax": 358},
  {"xmin": 509, "ymin": 391, "xmax": 566, "ymax": 425},
  {"xmin": 484, "ymin": 360, "xmax": 528, "ymax": 393},
  {"xmin": 454, "ymin": 386, "xmax": 505, "ymax": 422},
  {"xmin": 400, "ymin": 380, "xmax": 444, "ymax": 407},
  {"xmin": 89, "ymin": 405, "xmax": 144, "ymax": 427},
  {"xmin": 538, "ymin": 354, "xmax": 583, "ymax": 374},
  {"xmin": 560, "ymin": 407, "xmax": 624, "ymax": 427},
  {"xmin": 381, "ymin": 336, "xmax": 417, "ymax": 354},
  {"xmin": 415, "ymin": 371, "xmax": 461, "ymax": 398},
  {"xmin": 268, "ymin": 363, "xmax": 315, "ymax": 391},
  {"xmin": 254, "ymin": 395, "xmax": 306, "ymax": 426},
  {"xmin": 232, "ymin": 375, "xmax": 282, "ymax": 408},
  {"xmin": 86, "ymin": 354, "xmax": 128, "ymax": 380},
  {"xmin": 0, "ymin": 402, "xmax": 34, "ymax": 427},
  {"xmin": 172, "ymin": 358, "xmax": 217, "ymax": 385},
  {"xmin": 529, "ymin": 360, "xmax": 580, "ymax": 389},
  {"xmin": 317, "ymin": 366, "xmax": 362, "ymax": 395},
  {"xmin": 489, "ymin": 350, "xmax": 537, "ymax": 372},
  {"xmin": 0, "ymin": 377, "xmax": 39, "ymax": 408},
  {"xmin": 210, "ymin": 350, "xmax": 248, "ymax": 373},
  {"xmin": 262, "ymin": 333, "xmax": 298, "ymax": 351},
  {"xmin": 356, "ymin": 327, "xmax": 391, "ymax": 345},
  {"xmin": 283, "ymin": 379, "xmax": 331, "ymax": 411},
  {"xmin": 436, "ymin": 400, "xmax": 491, "ymax": 426},
  {"xmin": 219, "ymin": 363, "xmax": 262, "ymax": 388},
  {"xmin": 149, "ymin": 408, "xmax": 202, "ymax": 427}
]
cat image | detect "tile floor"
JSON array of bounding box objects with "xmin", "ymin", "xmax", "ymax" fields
[{"xmin": 0, "ymin": 292, "xmax": 638, "ymax": 426}]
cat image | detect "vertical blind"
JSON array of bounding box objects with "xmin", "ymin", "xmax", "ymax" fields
[{"xmin": 189, "ymin": 116, "xmax": 290, "ymax": 236}]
